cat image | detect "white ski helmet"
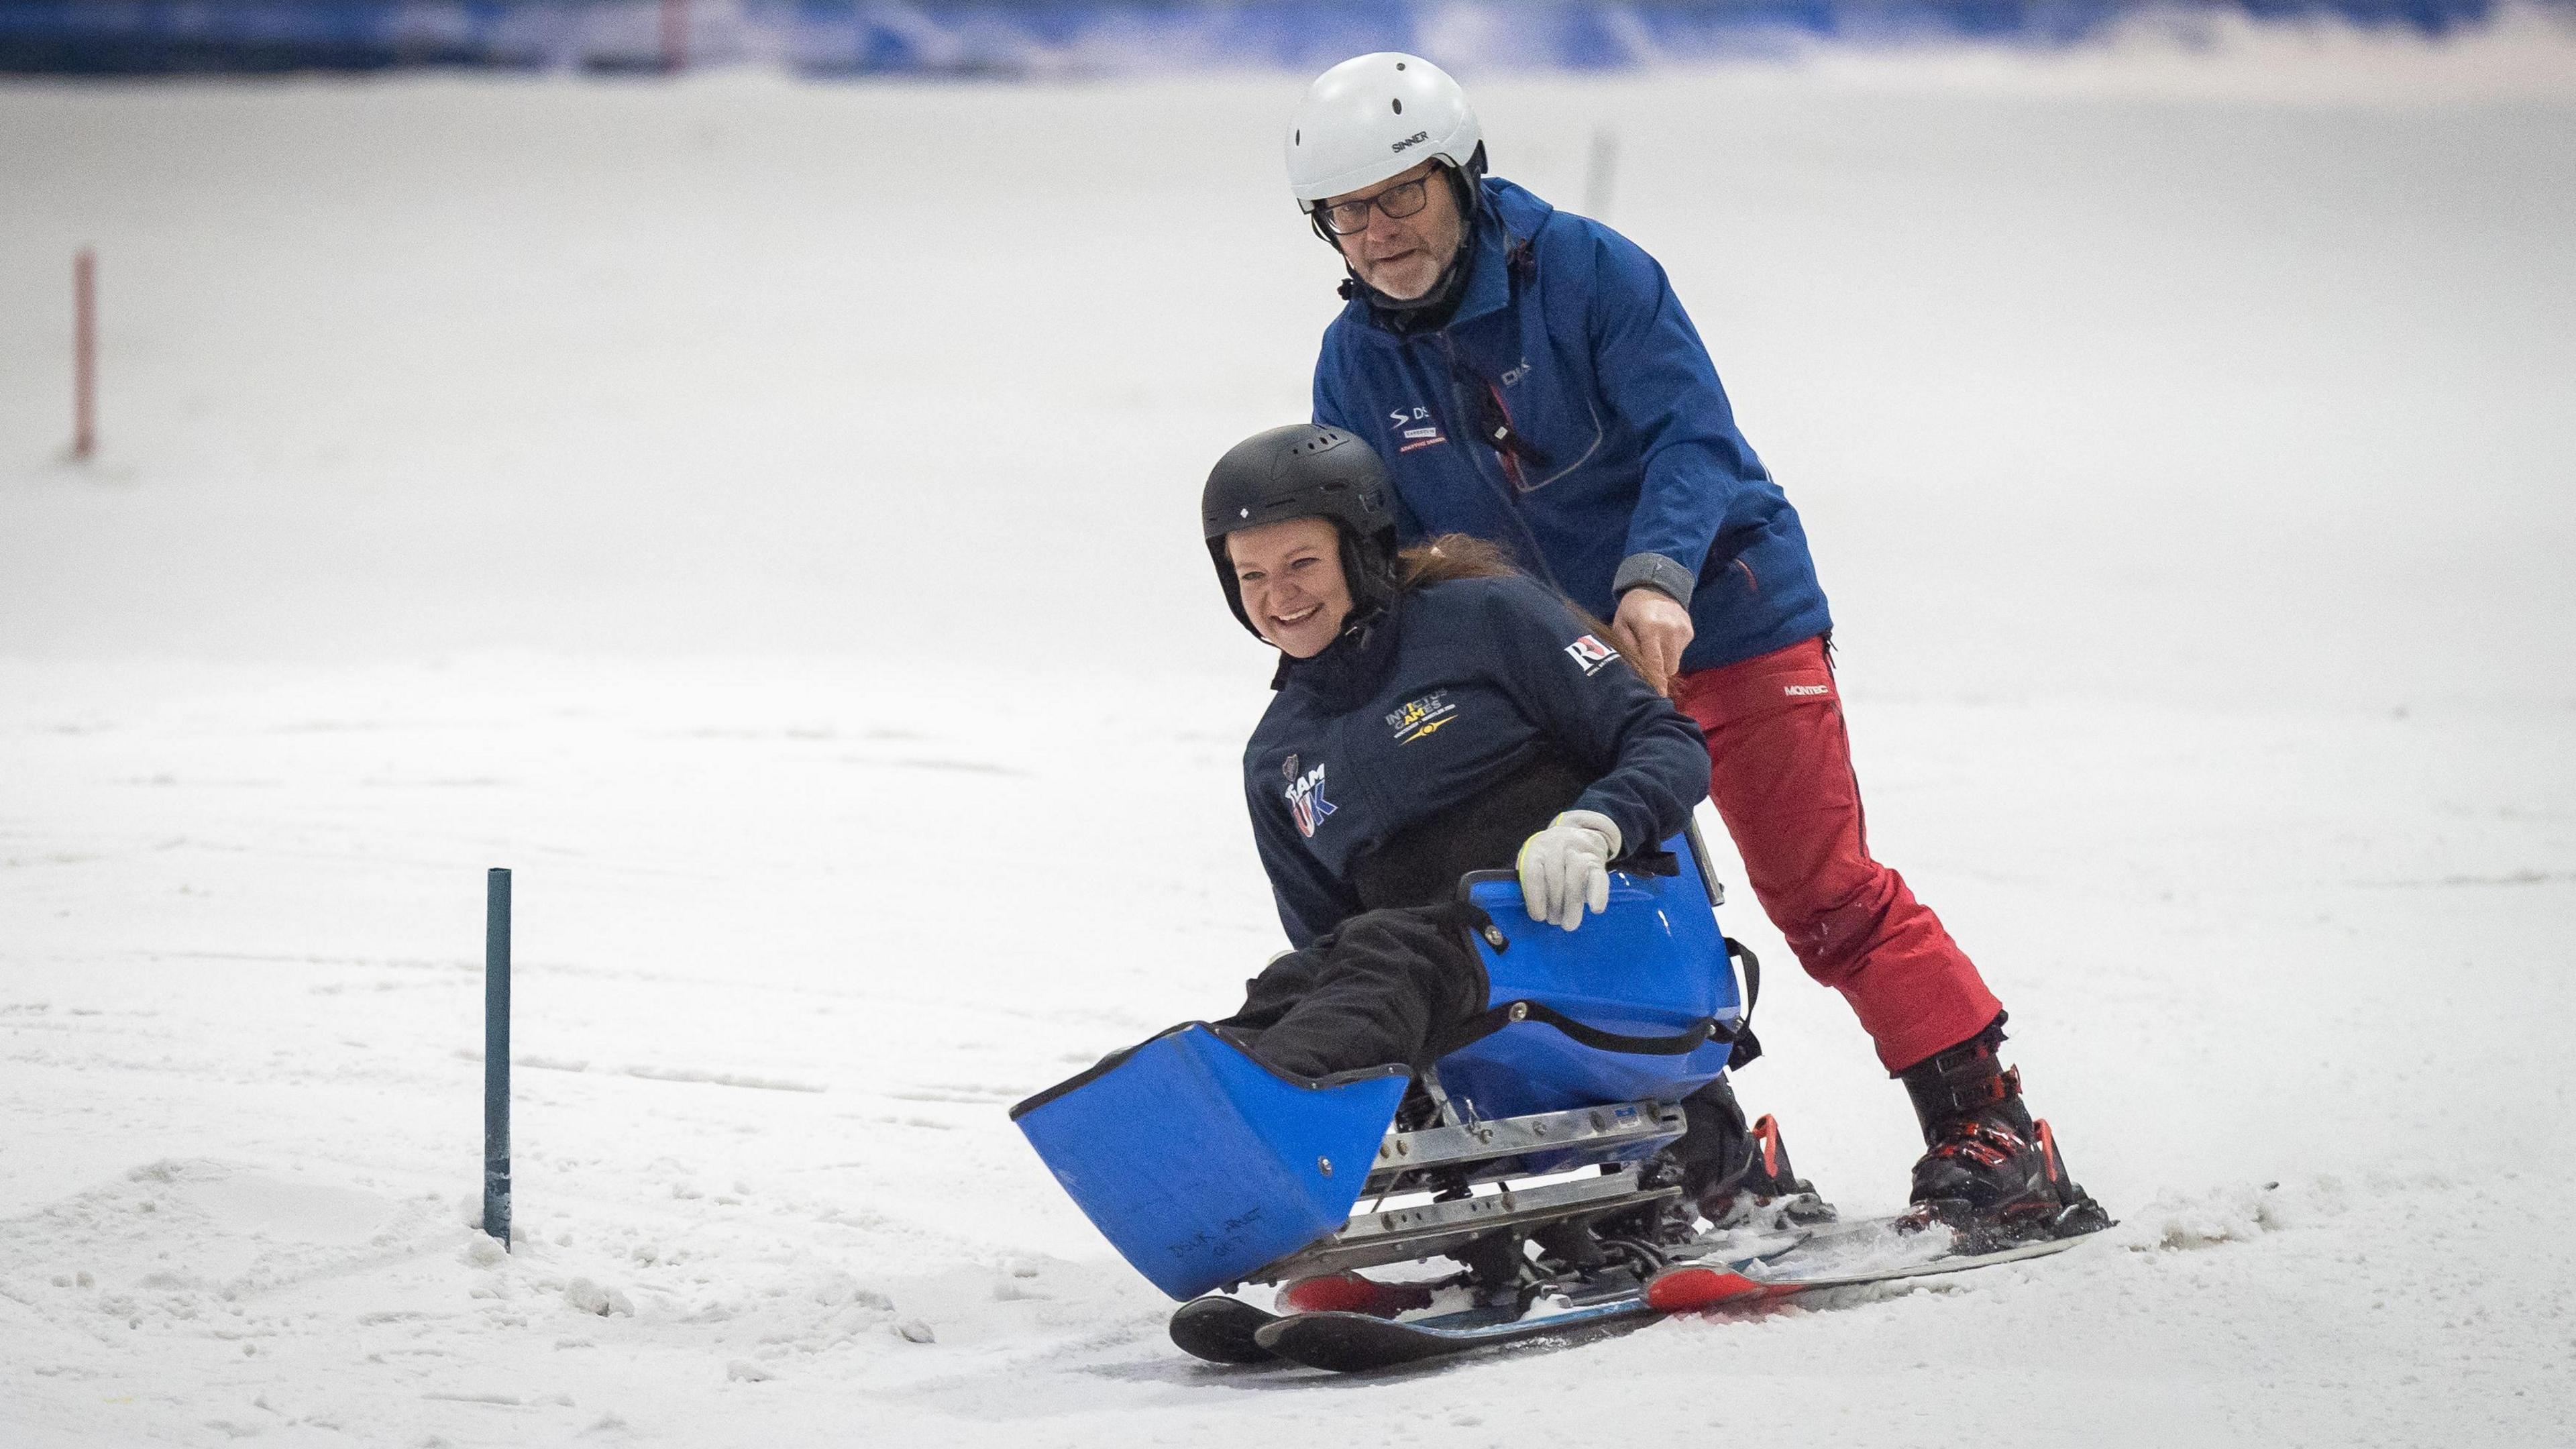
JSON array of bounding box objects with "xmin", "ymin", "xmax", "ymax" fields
[{"xmin": 1285, "ymin": 52, "xmax": 1484, "ymax": 205}]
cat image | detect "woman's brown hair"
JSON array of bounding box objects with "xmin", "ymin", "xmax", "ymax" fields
[
  {"xmin": 1395, "ymin": 532, "xmax": 1625, "ymax": 647},
  {"xmin": 1395, "ymin": 532, "xmax": 1523, "ymax": 590}
]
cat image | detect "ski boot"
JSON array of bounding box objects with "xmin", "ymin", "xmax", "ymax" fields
[
  {"xmin": 1899, "ymin": 1016, "xmax": 2110, "ymax": 1246},
  {"xmin": 1654, "ymin": 1077, "xmax": 1836, "ymax": 1233},
  {"xmin": 1711, "ymin": 1113, "xmax": 1839, "ymax": 1230}
]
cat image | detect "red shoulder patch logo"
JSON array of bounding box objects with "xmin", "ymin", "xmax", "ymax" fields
[{"xmin": 1564, "ymin": 635, "xmax": 1620, "ymax": 676}]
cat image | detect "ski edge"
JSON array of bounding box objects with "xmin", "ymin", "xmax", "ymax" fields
[{"xmin": 1250, "ymin": 1295, "xmax": 1662, "ymax": 1373}]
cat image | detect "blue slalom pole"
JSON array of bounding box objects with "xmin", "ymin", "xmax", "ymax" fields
[{"xmin": 483, "ymin": 867, "xmax": 512, "ymax": 1249}]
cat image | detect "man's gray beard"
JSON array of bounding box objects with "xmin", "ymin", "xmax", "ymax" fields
[
  {"xmin": 1351, "ymin": 238, "xmax": 1473, "ymax": 333},
  {"xmin": 1369, "ymin": 267, "xmax": 1437, "ymax": 303}
]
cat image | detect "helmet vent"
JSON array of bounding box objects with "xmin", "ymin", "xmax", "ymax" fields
[
  {"xmin": 1395, "ymin": 61, "xmax": 1407, "ymax": 70},
  {"xmin": 1294, "ymin": 129, "xmax": 1301, "ymax": 145},
  {"xmin": 1391, "ymin": 98, "xmax": 1403, "ymax": 115}
]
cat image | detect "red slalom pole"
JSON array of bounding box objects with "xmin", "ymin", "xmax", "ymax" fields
[
  {"xmin": 660, "ymin": 0, "xmax": 688, "ymax": 73},
  {"xmin": 72, "ymin": 248, "xmax": 96, "ymax": 461}
]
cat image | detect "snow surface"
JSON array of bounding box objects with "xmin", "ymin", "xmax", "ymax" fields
[{"xmin": 5, "ymin": 28, "xmax": 2576, "ymax": 1448}]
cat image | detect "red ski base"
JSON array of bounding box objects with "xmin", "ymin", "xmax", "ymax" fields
[{"xmin": 1642, "ymin": 1265, "xmax": 1781, "ymax": 1313}]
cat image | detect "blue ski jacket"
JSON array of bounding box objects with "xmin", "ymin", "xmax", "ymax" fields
[
  {"xmin": 1244, "ymin": 574, "xmax": 1709, "ymax": 949},
  {"xmin": 1313, "ymin": 178, "xmax": 1831, "ymax": 676}
]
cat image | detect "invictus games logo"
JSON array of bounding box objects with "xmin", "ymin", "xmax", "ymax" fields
[
  {"xmin": 1564, "ymin": 634, "xmax": 1621, "ymax": 676},
  {"xmin": 1385, "ymin": 691, "xmax": 1457, "ymax": 745},
  {"xmin": 1284, "ymin": 762, "xmax": 1337, "ymax": 839}
]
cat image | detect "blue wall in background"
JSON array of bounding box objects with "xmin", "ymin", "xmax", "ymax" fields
[{"xmin": 0, "ymin": 0, "xmax": 2546, "ymax": 76}]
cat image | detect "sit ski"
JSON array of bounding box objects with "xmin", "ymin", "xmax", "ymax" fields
[
  {"xmin": 1184, "ymin": 1109, "xmax": 2108, "ymax": 1374},
  {"xmin": 1012, "ymin": 826, "xmax": 2112, "ymax": 1376}
]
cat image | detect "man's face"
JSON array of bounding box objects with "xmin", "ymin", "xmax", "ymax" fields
[{"xmin": 1324, "ymin": 160, "xmax": 1463, "ymax": 303}]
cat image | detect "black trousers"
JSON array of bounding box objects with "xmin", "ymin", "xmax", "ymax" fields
[{"xmin": 1218, "ymin": 906, "xmax": 1487, "ymax": 1080}]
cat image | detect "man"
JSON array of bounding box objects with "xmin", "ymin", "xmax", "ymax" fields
[{"xmin": 1285, "ymin": 52, "xmax": 2096, "ymax": 1228}]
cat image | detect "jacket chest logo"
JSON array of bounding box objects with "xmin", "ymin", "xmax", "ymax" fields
[
  {"xmin": 1284, "ymin": 761, "xmax": 1338, "ymax": 839},
  {"xmin": 1388, "ymin": 405, "xmax": 1447, "ymax": 454},
  {"xmin": 1385, "ymin": 692, "xmax": 1458, "ymax": 745}
]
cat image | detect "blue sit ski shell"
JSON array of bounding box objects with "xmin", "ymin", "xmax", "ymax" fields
[
  {"xmin": 1010, "ymin": 1024, "xmax": 1406, "ymax": 1301},
  {"xmin": 1010, "ymin": 832, "xmax": 1743, "ymax": 1301},
  {"xmin": 1436, "ymin": 833, "xmax": 1743, "ymax": 1120}
]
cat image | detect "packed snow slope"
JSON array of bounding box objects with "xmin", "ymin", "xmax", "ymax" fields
[{"xmin": 5, "ymin": 34, "xmax": 2575, "ymax": 1449}]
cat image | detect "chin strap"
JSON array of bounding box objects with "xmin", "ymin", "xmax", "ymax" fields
[{"xmin": 1339, "ymin": 254, "xmax": 1474, "ymax": 333}]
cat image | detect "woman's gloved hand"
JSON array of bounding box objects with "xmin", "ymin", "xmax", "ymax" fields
[{"xmin": 1515, "ymin": 810, "xmax": 1621, "ymax": 931}]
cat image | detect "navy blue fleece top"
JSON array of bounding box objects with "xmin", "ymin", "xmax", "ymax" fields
[{"xmin": 1243, "ymin": 574, "xmax": 1709, "ymax": 948}]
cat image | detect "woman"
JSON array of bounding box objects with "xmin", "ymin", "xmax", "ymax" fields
[
  {"xmin": 1202, "ymin": 422, "xmax": 1710, "ymax": 1085},
  {"xmin": 1203, "ymin": 424, "xmax": 1813, "ymax": 1218}
]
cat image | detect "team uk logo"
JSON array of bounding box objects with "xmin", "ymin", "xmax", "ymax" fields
[{"xmin": 1285, "ymin": 762, "xmax": 1337, "ymax": 839}]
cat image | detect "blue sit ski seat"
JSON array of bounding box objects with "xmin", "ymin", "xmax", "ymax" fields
[
  {"xmin": 1433, "ymin": 829, "xmax": 1750, "ymax": 1120},
  {"xmin": 1011, "ymin": 829, "xmax": 1752, "ymax": 1301}
]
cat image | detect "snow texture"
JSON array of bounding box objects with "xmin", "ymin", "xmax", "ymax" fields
[{"xmin": 3, "ymin": 27, "xmax": 2575, "ymax": 1448}]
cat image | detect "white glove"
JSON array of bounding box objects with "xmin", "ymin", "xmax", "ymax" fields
[{"xmin": 1515, "ymin": 810, "xmax": 1621, "ymax": 932}]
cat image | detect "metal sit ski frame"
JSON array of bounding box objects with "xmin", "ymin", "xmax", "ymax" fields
[{"xmin": 1242, "ymin": 1068, "xmax": 1695, "ymax": 1305}]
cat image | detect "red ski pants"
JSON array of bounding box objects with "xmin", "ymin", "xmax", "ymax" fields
[{"xmin": 1671, "ymin": 637, "xmax": 2001, "ymax": 1075}]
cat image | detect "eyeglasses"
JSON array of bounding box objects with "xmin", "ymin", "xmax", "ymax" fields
[{"xmin": 1312, "ymin": 176, "xmax": 1432, "ymax": 237}]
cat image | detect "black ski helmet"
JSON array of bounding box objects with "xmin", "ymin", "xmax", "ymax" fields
[{"xmin": 1201, "ymin": 424, "xmax": 1399, "ymax": 639}]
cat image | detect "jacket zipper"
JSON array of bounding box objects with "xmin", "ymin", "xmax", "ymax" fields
[{"xmin": 1430, "ymin": 331, "xmax": 1562, "ymax": 592}]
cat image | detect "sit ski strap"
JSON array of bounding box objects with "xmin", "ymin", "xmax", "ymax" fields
[
  {"xmin": 1611, "ymin": 847, "xmax": 1682, "ymax": 878},
  {"xmin": 1436, "ymin": 999, "xmax": 1721, "ymax": 1060},
  {"xmin": 1725, "ymin": 936, "xmax": 1764, "ymax": 1070}
]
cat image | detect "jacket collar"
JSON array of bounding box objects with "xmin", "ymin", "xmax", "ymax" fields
[{"xmin": 1271, "ymin": 596, "xmax": 1405, "ymax": 710}]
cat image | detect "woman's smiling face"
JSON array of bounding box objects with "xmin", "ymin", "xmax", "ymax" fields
[{"xmin": 1226, "ymin": 517, "xmax": 1353, "ymax": 658}]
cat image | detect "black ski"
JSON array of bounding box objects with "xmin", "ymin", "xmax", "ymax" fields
[
  {"xmin": 1248, "ymin": 1211, "xmax": 2110, "ymax": 1373},
  {"xmin": 1250, "ymin": 1294, "xmax": 1658, "ymax": 1371},
  {"xmin": 1169, "ymin": 1294, "xmax": 1283, "ymax": 1364}
]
